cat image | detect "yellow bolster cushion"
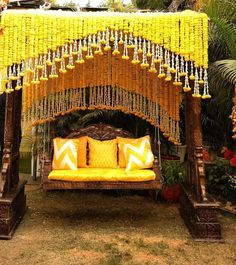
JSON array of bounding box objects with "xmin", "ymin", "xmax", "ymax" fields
[
  {"xmin": 88, "ymin": 137, "xmax": 118, "ymax": 168},
  {"xmin": 48, "ymin": 168, "xmax": 156, "ymax": 182},
  {"xmin": 117, "ymin": 135, "xmax": 151, "ymax": 168},
  {"xmin": 52, "ymin": 138, "xmax": 78, "ymax": 170}
]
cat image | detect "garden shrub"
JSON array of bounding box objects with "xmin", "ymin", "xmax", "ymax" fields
[{"xmin": 205, "ymin": 157, "xmax": 236, "ymax": 202}]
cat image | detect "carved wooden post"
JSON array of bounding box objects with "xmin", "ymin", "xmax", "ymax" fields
[
  {"xmin": 0, "ymin": 86, "xmax": 26, "ymax": 239},
  {"xmin": 179, "ymin": 92, "xmax": 222, "ymax": 242},
  {"xmin": 185, "ymin": 92, "xmax": 206, "ymax": 201},
  {"xmin": 0, "ymin": 94, "xmax": 6, "ymax": 166},
  {"xmin": 11, "ymin": 89, "xmax": 22, "ymax": 187},
  {"xmin": 0, "ymin": 91, "xmax": 15, "ymax": 195}
]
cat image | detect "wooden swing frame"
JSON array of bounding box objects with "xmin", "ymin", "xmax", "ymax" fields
[
  {"xmin": 0, "ymin": 87, "xmax": 222, "ymax": 241},
  {"xmin": 0, "ymin": 5, "xmax": 223, "ymax": 240}
]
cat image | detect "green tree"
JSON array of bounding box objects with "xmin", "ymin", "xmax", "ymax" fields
[
  {"xmin": 101, "ymin": 0, "xmax": 124, "ymax": 11},
  {"xmin": 133, "ymin": 0, "xmax": 236, "ymax": 147},
  {"xmin": 201, "ymin": 0, "xmax": 236, "ymax": 147},
  {"xmin": 132, "ymin": 0, "xmax": 207, "ymax": 11},
  {"xmin": 133, "ymin": 0, "xmax": 171, "ymax": 10}
]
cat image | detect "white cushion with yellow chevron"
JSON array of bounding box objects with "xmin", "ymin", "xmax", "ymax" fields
[
  {"xmin": 117, "ymin": 136, "xmax": 151, "ymax": 168},
  {"xmin": 122, "ymin": 138, "xmax": 154, "ymax": 172},
  {"xmin": 52, "ymin": 138, "xmax": 78, "ymax": 170}
]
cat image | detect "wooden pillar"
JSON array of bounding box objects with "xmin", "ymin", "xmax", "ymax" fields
[
  {"xmin": 11, "ymin": 89, "xmax": 22, "ymax": 187},
  {"xmin": 179, "ymin": 92, "xmax": 222, "ymax": 242},
  {"xmin": 0, "ymin": 91, "xmax": 15, "ymax": 195},
  {"xmin": 0, "ymin": 86, "xmax": 23, "ymax": 194},
  {"xmin": 0, "ymin": 94, "xmax": 6, "ymax": 165},
  {"xmin": 0, "ymin": 86, "xmax": 26, "ymax": 239},
  {"xmin": 185, "ymin": 92, "xmax": 206, "ymax": 201}
]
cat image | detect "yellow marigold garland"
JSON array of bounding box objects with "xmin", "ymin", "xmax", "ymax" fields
[{"xmin": 0, "ymin": 9, "xmax": 210, "ymax": 143}]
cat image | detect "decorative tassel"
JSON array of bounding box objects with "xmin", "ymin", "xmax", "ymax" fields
[
  {"xmin": 170, "ymin": 53, "xmax": 176, "ymax": 73},
  {"xmin": 119, "ymin": 31, "xmax": 124, "ymax": 45},
  {"xmin": 59, "ymin": 57, "xmax": 67, "ymax": 74},
  {"xmin": 85, "ymin": 35, "xmax": 94, "ymax": 60},
  {"xmin": 179, "ymin": 56, "xmax": 186, "ymax": 76},
  {"xmin": 49, "ymin": 52, "xmax": 59, "ymax": 78},
  {"xmin": 82, "ymin": 38, "xmax": 88, "ymax": 52},
  {"xmin": 131, "ymin": 37, "xmax": 140, "ymax": 65},
  {"xmin": 67, "ymin": 43, "xmax": 75, "ymax": 69},
  {"xmin": 149, "ymin": 44, "xmax": 157, "ymax": 74},
  {"xmin": 138, "ymin": 36, "xmax": 142, "ymax": 54},
  {"xmin": 173, "ymin": 55, "xmax": 182, "ymax": 86},
  {"xmin": 140, "ymin": 40, "xmax": 149, "ymax": 68},
  {"xmin": 39, "ymin": 55, "xmax": 47, "ymax": 81},
  {"xmin": 32, "ymin": 58, "xmax": 40, "ymax": 84},
  {"xmin": 46, "ymin": 50, "xmax": 52, "ymax": 66},
  {"xmin": 76, "ymin": 39, "xmax": 85, "ymax": 64},
  {"xmin": 199, "ymin": 66, "xmax": 204, "ymax": 85},
  {"xmin": 202, "ymin": 69, "xmax": 211, "ymax": 99},
  {"xmin": 192, "ymin": 68, "xmax": 201, "ymax": 98},
  {"xmin": 15, "ymin": 77, "xmax": 22, "ymax": 91},
  {"xmin": 104, "ymin": 28, "xmax": 111, "ymax": 51},
  {"xmin": 183, "ymin": 61, "xmax": 191, "ymax": 92},
  {"xmin": 112, "ymin": 31, "xmax": 120, "ymax": 56},
  {"xmin": 94, "ymin": 32, "xmax": 103, "ymax": 55},
  {"xmin": 189, "ymin": 61, "xmax": 195, "ymax": 80},
  {"xmin": 72, "ymin": 40, "xmax": 78, "ymax": 55},
  {"xmin": 122, "ymin": 34, "xmax": 129, "ymax": 60},
  {"xmin": 63, "ymin": 42, "xmax": 69, "ymax": 58},
  {"xmin": 127, "ymin": 32, "xmax": 134, "ymax": 49}
]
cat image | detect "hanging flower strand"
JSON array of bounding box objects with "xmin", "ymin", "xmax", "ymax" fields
[{"xmin": 0, "ymin": 10, "xmax": 211, "ymax": 139}]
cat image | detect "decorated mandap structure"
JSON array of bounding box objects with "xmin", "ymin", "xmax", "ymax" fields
[{"xmin": 0, "ymin": 10, "xmax": 222, "ymax": 241}]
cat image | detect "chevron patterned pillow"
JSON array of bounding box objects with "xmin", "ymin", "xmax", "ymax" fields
[
  {"xmin": 117, "ymin": 135, "xmax": 151, "ymax": 168},
  {"xmin": 122, "ymin": 138, "xmax": 154, "ymax": 172},
  {"xmin": 52, "ymin": 138, "xmax": 78, "ymax": 170}
]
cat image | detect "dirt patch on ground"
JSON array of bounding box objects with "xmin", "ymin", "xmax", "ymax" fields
[{"xmin": 0, "ymin": 175, "xmax": 236, "ymax": 265}]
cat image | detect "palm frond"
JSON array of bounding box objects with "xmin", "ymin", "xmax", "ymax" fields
[
  {"xmin": 205, "ymin": 0, "xmax": 236, "ymax": 59},
  {"xmin": 213, "ymin": 59, "xmax": 236, "ymax": 85},
  {"xmin": 211, "ymin": 20, "xmax": 236, "ymax": 59},
  {"xmin": 205, "ymin": 0, "xmax": 236, "ymax": 23},
  {"xmin": 208, "ymin": 64, "xmax": 234, "ymax": 96},
  {"xmin": 208, "ymin": 25, "xmax": 232, "ymax": 61},
  {"xmin": 79, "ymin": 110, "xmax": 108, "ymax": 126}
]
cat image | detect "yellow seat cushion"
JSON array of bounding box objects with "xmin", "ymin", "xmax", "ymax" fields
[
  {"xmin": 122, "ymin": 139, "xmax": 154, "ymax": 172},
  {"xmin": 117, "ymin": 136, "xmax": 151, "ymax": 168},
  {"xmin": 48, "ymin": 168, "xmax": 156, "ymax": 182},
  {"xmin": 88, "ymin": 137, "xmax": 118, "ymax": 168},
  {"xmin": 52, "ymin": 138, "xmax": 78, "ymax": 170},
  {"xmin": 75, "ymin": 136, "xmax": 87, "ymax": 168}
]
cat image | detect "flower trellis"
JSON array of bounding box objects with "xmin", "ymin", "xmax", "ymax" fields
[{"xmin": 0, "ymin": 10, "xmax": 210, "ymax": 144}]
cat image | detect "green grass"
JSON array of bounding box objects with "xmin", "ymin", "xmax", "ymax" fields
[
  {"xmin": 1, "ymin": 181, "xmax": 236, "ymax": 265},
  {"xmin": 135, "ymin": 238, "xmax": 170, "ymax": 256}
]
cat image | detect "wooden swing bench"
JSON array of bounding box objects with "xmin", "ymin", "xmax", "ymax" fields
[{"xmin": 42, "ymin": 123, "xmax": 162, "ymax": 191}]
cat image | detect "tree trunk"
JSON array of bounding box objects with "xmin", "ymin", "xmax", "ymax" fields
[
  {"xmin": 168, "ymin": 0, "xmax": 206, "ymax": 11},
  {"xmin": 168, "ymin": 0, "xmax": 185, "ymax": 11}
]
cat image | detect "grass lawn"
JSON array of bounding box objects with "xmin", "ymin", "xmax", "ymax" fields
[{"xmin": 0, "ymin": 174, "xmax": 235, "ymax": 265}]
